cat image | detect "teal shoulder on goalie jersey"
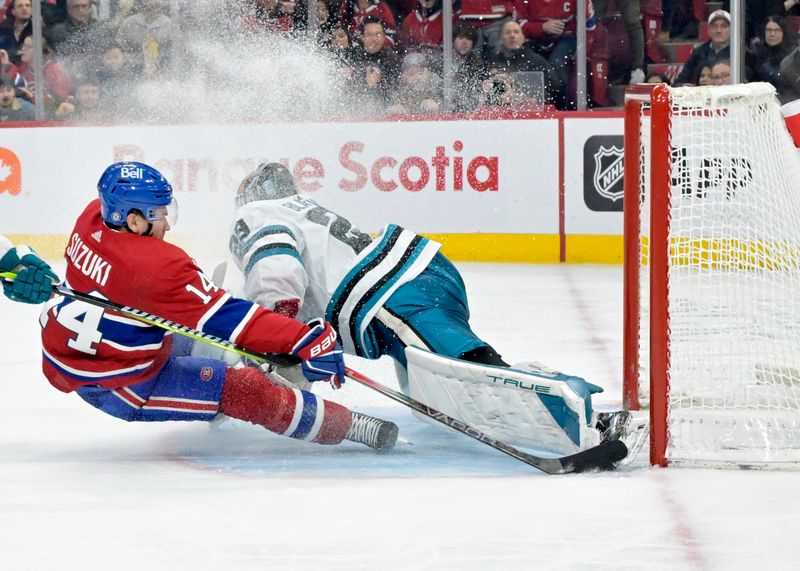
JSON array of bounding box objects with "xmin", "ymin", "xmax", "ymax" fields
[{"xmin": 327, "ymin": 224, "xmax": 440, "ymax": 358}]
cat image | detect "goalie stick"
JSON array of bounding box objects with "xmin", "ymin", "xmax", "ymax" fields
[{"xmin": 2, "ymin": 273, "xmax": 628, "ymax": 474}]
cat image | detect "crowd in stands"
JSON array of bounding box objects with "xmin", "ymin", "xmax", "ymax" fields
[{"xmin": 1, "ymin": 0, "xmax": 800, "ymax": 122}]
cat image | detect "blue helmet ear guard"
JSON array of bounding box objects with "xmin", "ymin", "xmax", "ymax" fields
[
  {"xmin": 235, "ymin": 162, "xmax": 298, "ymax": 208},
  {"xmin": 98, "ymin": 162, "xmax": 175, "ymax": 227}
]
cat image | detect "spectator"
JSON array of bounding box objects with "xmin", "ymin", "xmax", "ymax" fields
[
  {"xmin": 710, "ymin": 59, "xmax": 731, "ymax": 86},
  {"xmin": 399, "ymin": 0, "xmax": 442, "ymax": 50},
  {"xmin": 514, "ymin": 0, "xmax": 595, "ymax": 94},
  {"xmin": 47, "ymin": 0, "xmax": 112, "ymax": 78},
  {"xmin": 663, "ymin": 0, "xmax": 699, "ymax": 40},
  {"xmin": 339, "ymin": 0, "xmax": 396, "ymax": 44},
  {"xmin": 1, "ymin": 35, "xmax": 72, "ymax": 110},
  {"xmin": 457, "ymin": 0, "xmax": 513, "ymax": 59},
  {"xmin": 387, "ymin": 51, "xmax": 441, "ymax": 114},
  {"xmin": 0, "ymin": 0, "xmax": 11, "ymax": 25},
  {"xmin": 93, "ymin": 43, "xmax": 140, "ymax": 112},
  {"xmin": 0, "ymin": 0, "xmax": 33, "ymax": 58},
  {"xmin": 747, "ymin": 16, "xmax": 793, "ymax": 87},
  {"xmin": 327, "ymin": 24, "xmax": 358, "ymax": 87},
  {"xmin": 645, "ymin": 71, "xmax": 671, "ymax": 85},
  {"xmin": 594, "ymin": 0, "xmax": 645, "ymax": 84},
  {"xmin": 315, "ymin": 0, "xmax": 335, "ymax": 38},
  {"xmin": 489, "ymin": 19, "xmax": 562, "ymax": 108},
  {"xmin": 451, "ymin": 22, "xmax": 484, "ymax": 112},
  {"xmin": 350, "ymin": 16, "xmax": 400, "ymax": 105},
  {"xmin": 328, "ymin": 24, "xmax": 356, "ymax": 63},
  {"xmin": 54, "ymin": 75, "xmax": 102, "ymax": 120},
  {"xmin": 738, "ymin": 1, "xmax": 800, "ymax": 45},
  {"xmin": 674, "ymin": 9, "xmax": 730, "ymax": 86},
  {"xmin": 239, "ymin": 0, "xmax": 307, "ymax": 34},
  {"xmin": 0, "ymin": 74, "xmax": 33, "ymax": 120},
  {"xmin": 116, "ymin": 0, "xmax": 175, "ymax": 73}
]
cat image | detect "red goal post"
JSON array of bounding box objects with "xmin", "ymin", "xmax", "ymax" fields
[{"xmin": 623, "ymin": 83, "xmax": 800, "ymax": 469}]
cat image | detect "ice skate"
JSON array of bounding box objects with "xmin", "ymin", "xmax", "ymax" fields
[
  {"xmin": 596, "ymin": 411, "xmax": 649, "ymax": 466},
  {"xmin": 596, "ymin": 411, "xmax": 631, "ymax": 443},
  {"xmin": 346, "ymin": 412, "xmax": 399, "ymax": 453}
]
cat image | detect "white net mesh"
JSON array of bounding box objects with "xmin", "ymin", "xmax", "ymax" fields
[{"xmin": 636, "ymin": 83, "xmax": 800, "ymax": 468}]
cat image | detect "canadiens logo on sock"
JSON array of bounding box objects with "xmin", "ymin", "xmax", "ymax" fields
[
  {"xmin": 0, "ymin": 148, "xmax": 22, "ymax": 196},
  {"xmin": 200, "ymin": 366, "xmax": 214, "ymax": 381}
]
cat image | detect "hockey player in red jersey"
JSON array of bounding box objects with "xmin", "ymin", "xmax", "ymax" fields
[{"xmin": 39, "ymin": 162, "xmax": 398, "ymax": 452}]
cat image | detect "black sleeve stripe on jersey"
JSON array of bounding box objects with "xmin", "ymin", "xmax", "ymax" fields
[
  {"xmin": 346, "ymin": 235, "xmax": 423, "ymax": 356},
  {"xmin": 329, "ymin": 225, "xmax": 404, "ymax": 343}
]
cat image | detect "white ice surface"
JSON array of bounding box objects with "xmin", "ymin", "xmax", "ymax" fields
[{"xmin": 2, "ymin": 262, "xmax": 799, "ymax": 570}]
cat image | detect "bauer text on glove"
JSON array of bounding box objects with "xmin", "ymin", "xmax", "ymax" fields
[{"xmin": 290, "ymin": 318, "xmax": 346, "ymax": 389}]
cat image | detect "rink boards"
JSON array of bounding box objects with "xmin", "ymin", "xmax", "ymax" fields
[{"xmin": 0, "ymin": 113, "xmax": 625, "ymax": 263}]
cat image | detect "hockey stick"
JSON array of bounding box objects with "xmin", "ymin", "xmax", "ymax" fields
[
  {"xmin": 0, "ymin": 272, "xmax": 296, "ymax": 367},
  {"xmin": 344, "ymin": 367, "xmax": 627, "ymax": 474},
  {"xmin": 2, "ymin": 273, "xmax": 628, "ymax": 474}
]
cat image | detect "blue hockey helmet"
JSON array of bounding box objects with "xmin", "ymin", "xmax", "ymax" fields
[
  {"xmin": 98, "ymin": 162, "xmax": 177, "ymax": 227},
  {"xmin": 235, "ymin": 162, "xmax": 297, "ymax": 208}
]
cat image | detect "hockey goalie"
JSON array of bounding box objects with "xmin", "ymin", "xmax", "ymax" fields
[{"xmin": 220, "ymin": 162, "xmax": 647, "ymax": 460}]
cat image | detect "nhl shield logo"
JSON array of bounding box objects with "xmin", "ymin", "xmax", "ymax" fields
[
  {"xmin": 200, "ymin": 366, "xmax": 214, "ymax": 381},
  {"xmin": 592, "ymin": 145, "xmax": 624, "ymax": 202}
]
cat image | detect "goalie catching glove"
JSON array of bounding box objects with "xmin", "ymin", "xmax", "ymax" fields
[
  {"xmin": 291, "ymin": 318, "xmax": 346, "ymax": 389},
  {"xmin": 0, "ymin": 246, "xmax": 59, "ymax": 304}
]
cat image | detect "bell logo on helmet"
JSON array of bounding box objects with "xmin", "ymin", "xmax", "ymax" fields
[
  {"xmin": 120, "ymin": 166, "xmax": 144, "ymax": 179},
  {"xmin": 98, "ymin": 161, "xmax": 174, "ymax": 226}
]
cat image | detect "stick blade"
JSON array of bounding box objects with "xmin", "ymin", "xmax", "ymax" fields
[{"xmin": 532, "ymin": 440, "xmax": 630, "ymax": 475}]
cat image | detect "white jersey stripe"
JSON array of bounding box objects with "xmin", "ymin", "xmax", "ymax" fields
[
  {"xmin": 196, "ymin": 292, "xmax": 232, "ymax": 331},
  {"xmin": 229, "ymin": 302, "xmax": 259, "ymax": 343},
  {"xmin": 111, "ymin": 387, "xmax": 146, "ymax": 409},
  {"xmin": 101, "ymin": 338, "xmax": 164, "ymax": 352},
  {"xmin": 141, "ymin": 405, "xmax": 217, "ymax": 414},
  {"xmin": 43, "ymin": 347, "xmax": 154, "ymax": 378}
]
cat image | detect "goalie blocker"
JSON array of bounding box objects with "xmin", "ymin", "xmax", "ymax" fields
[{"xmin": 406, "ymin": 347, "xmax": 642, "ymax": 456}]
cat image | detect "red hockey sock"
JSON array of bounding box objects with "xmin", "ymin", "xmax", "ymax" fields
[{"xmin": 220, "ymin": 367, "xmax": 352, "ymax": 444}]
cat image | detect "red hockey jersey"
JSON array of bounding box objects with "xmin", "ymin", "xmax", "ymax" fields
[
  {"xmin": 339, "ymin": 0, "xmax": 397, "ymax": 40},
  {"xmin": 514, "ymin": 0, "xmax": 596, "ymax": 41},
  {"xmin": 401, "ymin": 10, "xmax": 444, "ymax": 47},
  {"xmin": 41, "ymin": 200, "xmax": 309, "ymax": 393}
]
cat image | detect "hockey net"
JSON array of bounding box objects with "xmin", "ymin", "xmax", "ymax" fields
[{"xmin": 623, "ymin": 83, "xmax": 800, "ymax": 468}]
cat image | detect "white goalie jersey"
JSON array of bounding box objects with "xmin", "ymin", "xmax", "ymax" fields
[
  {"xmin": 227, "ymin": 195, "xmax": 440, "ymax": 357},
  {"xmin": 229, "ymin": 194, "xmax": 369, "ymax": 322}
]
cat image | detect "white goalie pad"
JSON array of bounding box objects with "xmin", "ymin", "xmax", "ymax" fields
[{"xmin": 406, "ymin": 347, "xmax": 600, "ymax": 455}]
